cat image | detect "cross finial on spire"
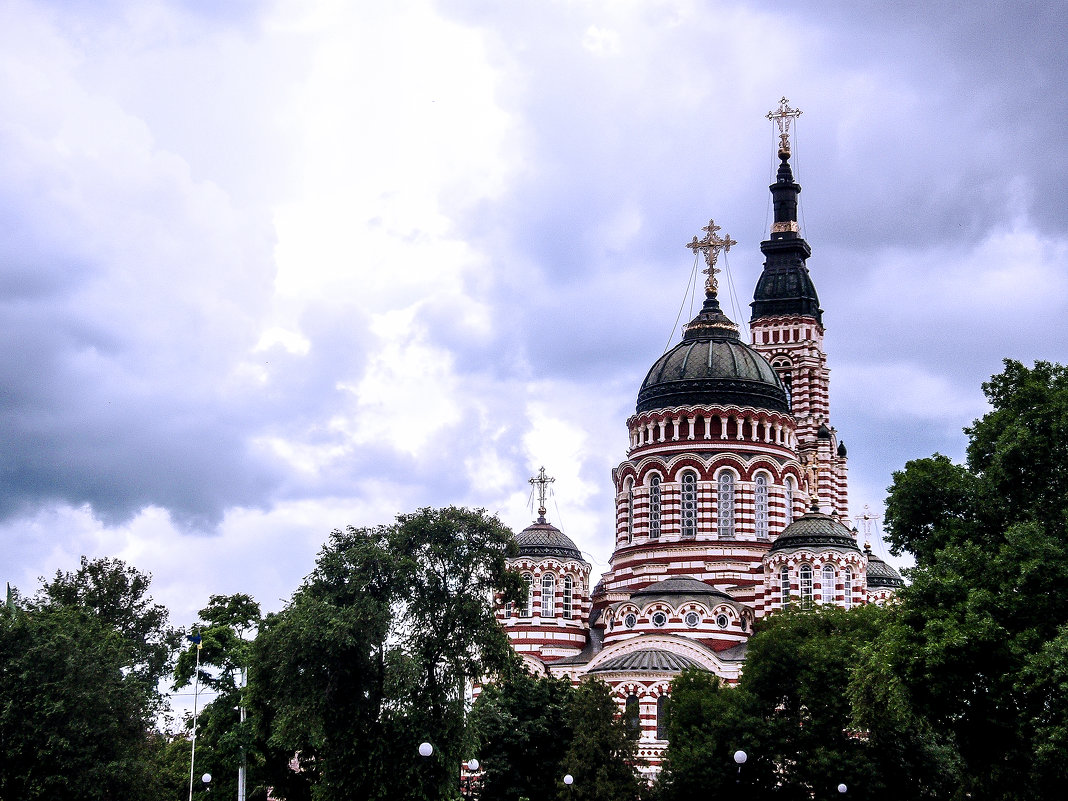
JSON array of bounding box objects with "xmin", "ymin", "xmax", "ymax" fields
[
  {"xmin": 686, "ymin": 219, "xmax": 736, "ymax": 296},
  {"xmin": 529, "ymin": 466, "xmax": 555, "ymax": 521},
  {"xmin": 766, "ymin": 96, "xmax": 802, "ymax": 154}
]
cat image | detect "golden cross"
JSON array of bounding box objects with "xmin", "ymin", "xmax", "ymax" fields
[
  {"xmin": 686, "ymin": 219, "xmax": 737, "ymax": 296},
  {"xmin": 529, "ymin": 466, "xmax": 555, "ymax": 518},
  {"xmin": 766, "ymin": 96, "xmax": 803, "ymax": 153}
]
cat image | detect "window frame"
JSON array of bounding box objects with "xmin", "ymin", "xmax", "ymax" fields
[
  {"xmin": 540, "ymin": 572, "xmax": 556, "ymax": 618},
  {"xmin": 821, "ymin": 564, "xmax": 836, "ymax": 604},
  {"xmin": 799, "ymin": 564, "xmax": 814, "ymax": 608},
  {"xmin": 754, "ymin": 473, "xmax": 769, "ymax": 540},
  {"xmin": 649, "ymin": 475, "xmax": 662, "ymax": 539},
  {"xmin": 717, "ymin": 471, "xmax": 736, "ymax": 539},
  {"xmin": 562, "ymin": 575, "xmax": 574, "ymax": 619}
]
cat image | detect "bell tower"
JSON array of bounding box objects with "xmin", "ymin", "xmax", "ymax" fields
[{"xmin": 749, "ymin": 98, "xmax": 848, "ymax": 516}]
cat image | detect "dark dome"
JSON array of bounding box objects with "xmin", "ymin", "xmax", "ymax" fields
[
  {"xmin": 865, "ymin": 547, "xmax": 905, "ymax": 589},
  {"xmin": 590, "ymin": 648, "xmax": 705, "ymax": 673},
  {"xmin": 631, "ymin": 576, "xmax": 735, "ymax": 604},
  {"xmin": 637, "ymin": 295, "xmax": 788, "ymax": 414},
  {"xmin": 769, "ymin": 508, "xmax": 860, "ymax": 554},
  {"xmin": 515, "ymin": 517, "xmax": 582, "ymax": 560}
]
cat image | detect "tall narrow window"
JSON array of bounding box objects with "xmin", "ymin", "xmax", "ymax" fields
[
  {"xmin": 843, "ymin": 569, "xmax": 853, "ymax": 610},
  {"xmin": 626, "ymin": 481, "xmax": 634, "ymax": 544},
  {"xmin": 784, "ymin": 477, "xmax": 795, "ymax": 525},
  {"xmin": 562, "ymin": 575, "xmax": 574, "ymax": 619},
  {"xmin": 520, "ymin": 573, "xmax": 533, "ymax": 617},
  {"xmin": 680, "ymin": 471, "xmax": 697, "ymax": 538},
  {"xmin": 540, "ymin": 573, "xmax": 556, "ymax": 618},
  {"xmin": 822, "ymin": 565, "xmax": 835, "ymax": 604},
  {"xmin": 780, "ymin": 567, "xmax": 790, "ymax": 608},
  {"xmin": 625, "ymin": 694, "xmax": 641, "ymax": 737},
  {"xmin": 799, "ymin": 564, "xmax": 813, "ymax": 608},
  {"xmin": 657, "ymin": 695, "xmax": 671, "ymax": 740},
  {"xmin": 718, "ymin": 472, "xmax": 735, "ymax": 539},
  {"xmin": 755, "ymin": 474, "xmax": 769, "ymax": 540},
  {"xmin": 649, "ymin": 476, "xmax": 661, "ymax": 539}
]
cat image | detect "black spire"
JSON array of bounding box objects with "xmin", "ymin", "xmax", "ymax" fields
[{"xmin": 750, "ymin": 100, "xmax": 822, "ymax": 324}]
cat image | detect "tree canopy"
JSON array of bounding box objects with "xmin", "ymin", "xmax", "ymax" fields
[
  {"xmin": 858, "ymin": 359, "xmax": 1068, "ymax": 799},
  {"xmin": 0, "ymin": 558, "xmax": 177, "ymax": 801},
  {"xmin": 248, "ymin": 506, "xmax": 524, "ymax": 801}
]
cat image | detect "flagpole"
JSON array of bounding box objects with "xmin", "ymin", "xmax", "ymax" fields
[{"xmin": 188, "ymin": 638, "xmax": 202, "ymax": 801}]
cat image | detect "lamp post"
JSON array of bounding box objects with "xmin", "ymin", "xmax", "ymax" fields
[
  {"xmin": 563, "ymin": 773, "xmax": 574, "ymax": 799},
  {"xmin": 733, "ymin": 749, "xmax": 747, "ymax": 784},
  {"xmin": 201, "ymin": 773, "xmax": 211, "ymax": 794},
  {"xmin": 461, "ymin": 758, "xmax": 480, "ymax": 799}
]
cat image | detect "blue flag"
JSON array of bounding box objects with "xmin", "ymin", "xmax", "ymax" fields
[{"xmin": 186, "ymin": 633, "xmax": 202, "ymax": 645}]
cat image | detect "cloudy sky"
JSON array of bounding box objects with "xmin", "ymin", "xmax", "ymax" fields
[{"xmin": 3, "ymin": 0, "xmax": 1065, "ymax": 637}]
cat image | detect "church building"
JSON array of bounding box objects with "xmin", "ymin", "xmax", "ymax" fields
[{"xmin": 496, "ymin": 99, "xmax": 902, "ymax": 774}]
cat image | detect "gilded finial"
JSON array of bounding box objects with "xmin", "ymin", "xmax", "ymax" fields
[
  {"xmin": 529, "ymin": 466, "xmax": 555, "ymax": 521},
  {"xmin": 766, "ymin": 96, "xmax": 803, "ymax": 154},
  {"xmin": 686, "ymin": 220, "xmax": 737, "ymax": 296}
]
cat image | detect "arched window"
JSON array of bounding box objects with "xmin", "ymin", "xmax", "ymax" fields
[
  {"xmin": 540, "ymin": 573, "xmax": 556, "ymax": 618},
  {"xmin": 717, "ymin": 472, "xmax": 735, "ymax": 539},
  {"xmin": 649, "ymin": 476, "xmax": 661, "ymax": 539},
  {"xmin": 843, "ymin": 569, "xmax": 853, "ymax": 610},
  {"xmin": 625, "ymin": 694, "xmax": 641, "ymax": 737},
  {"xmin": 626, "ymin": 480, "xmax": 635, "ymax": 543},
  {"xmin": 680, "ymin": 471, "xmax": 697, "ymax": 538},
  {"xmin": 780, "ymin": 567, "xmax": 790, "ymax": 608},
  {"xmin": 799, "ymin": 564, "xmax": 813, "ymax": 608},
  {"xmin": 784, "ymin": 476, "xmax": 795, "ymax": 525},
  {"xmin": 822, "ymin": 565, "xmax": 836, "ymax": 604},
  {"xmin": 562, "ymin": 575, "xmax": 574, "ymax": 619},
  {"xmin": 657, "ymin": 695, "xmax": 671, "ymax": 740},
  {"xmin": 520, "ymin": 573, "xmax": 533, "ymax": 617},
  {"xmin": 755, "ymin": 474, "xmax": 769, "ymax": 540}
]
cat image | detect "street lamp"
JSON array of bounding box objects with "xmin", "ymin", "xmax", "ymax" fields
[
  {"xmin": 838, "ymin": 783, "xmax": 848, "ymax": 794},
  {"xmin": 563, "ymin": 773, "xmax": 574, "ymax": 798},
  {"xmin": 418, "ymin": 742, "xmax": 433, "ymax": 757},
  {"xmin": 461, "ymin": 758, "xmax": 480, "ymax": 798},
  {"xmin": 734, "ymin": 749, "xmax": 747, "ymax": 784},
  {"xmin": 201, "ymin": 773, "xmax": 211, "ymax": 794}
]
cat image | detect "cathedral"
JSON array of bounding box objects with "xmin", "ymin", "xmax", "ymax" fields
[{"xmin": 496, "ymin": 100, "xmax": 903, "ymax": 773}]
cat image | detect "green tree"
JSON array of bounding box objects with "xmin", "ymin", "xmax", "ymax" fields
[
  {"xmin": 0, "ymin": 558, "xmax": 177, "ymax": 801},
  {"xmin": 248, "ymin": 506, "xmax": 523, "ymax": 801},
  {"xmin": 468, "ymin": 666, "xmax": 576, "ymax": 801},
  {"xmin": 655, "ymin": 669, "xmax": 755, "ymax": 801},
  {"xmin": 559, "ymin": 678, "xmax": 642, "ymax": 801},
  {"xmin": 860, "ymin": 360, "xmax": 1068, "ymax": 800},
  {"xmin": 174, "ymin": 594, "xmax": 264, "ymax": 801},
  {"xmin": 33, "ymin": 555, "xmax": 179, "ymax": 701}
]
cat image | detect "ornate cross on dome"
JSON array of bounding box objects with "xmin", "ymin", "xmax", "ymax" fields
[
  {"xmin": 530, "ymin": 466, "xmax": 555, "ymax": 520},
  {"xmin": 854, "ymin": 504, "xmax": 881, "ymax": 538},
  {"xmin": 686, "ymin": 219, "xmax": 737, "ymax": 296},
  {"xmin": 766, "ymin": 96, "xmax": 802, "ymax": 153}
]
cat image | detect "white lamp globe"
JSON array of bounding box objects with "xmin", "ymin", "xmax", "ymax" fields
[
  {"xmin": 202, "ymin": 773, "xmax": 212, "ymax": 783},
  {"xmin": 418, "ymin": 742, "xmax": 433, "ymax": 757},
  {"xmin": 734, "ymin": 750, "xmax": 747, "ymax": 765},
  {"xmin": 467, "ymin": 758, "xmax": 479, "ymax": 771},
  {"xmin": 838, "ymin": 784, "xmax": 848, "ymax": 794},
  {"xmin": 563, "ymin": 774, "xmax": 574, "ymax": 785}
]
